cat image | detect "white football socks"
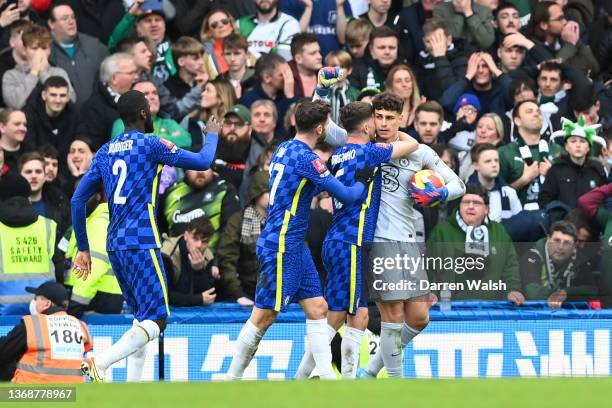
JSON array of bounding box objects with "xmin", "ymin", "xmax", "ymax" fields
[
  {"xmin": 366, "ymin": 322, "xmax": 421, "ymax": 376},
  {"xmin": 306, "ymin": 319, "xmax": 335, "ymax": 380},
  {"xmin": 226, "ymin": 320, "xmax": 263, "ymax": 380},
  {"xmin": 380, "ymin": 322, "xmax": 403, "ymax": 378},
  {"xmin": 295, "ymin": 324, "xmax": 336, "ymax": 379},
  {"xmin": 126, "ymin": 345, "xmax": 147, "ymax": 382},
  {"xmin": 341, "ymin": 327, "xmax": 364, "ymax": 379},
  {"xmin": 96, "ymin": 320, "xmax": 160, "ymax": 372}
]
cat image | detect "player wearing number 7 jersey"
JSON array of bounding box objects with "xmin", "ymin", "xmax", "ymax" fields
[
  {"xmin": 70, "ymin": 90, "xmax": 220, "ymax": 382},
  {"xmin": 226, "ymin": 100, "xmax": 376, "ymax": 380}
]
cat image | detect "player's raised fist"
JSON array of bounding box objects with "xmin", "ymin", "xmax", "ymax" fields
[{"xmin": 318, "ymin": 66, "xmax": 345, "ymax": 88}]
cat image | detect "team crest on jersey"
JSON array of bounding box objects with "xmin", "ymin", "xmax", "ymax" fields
[
  {"xmin": 312, "ymin": 158, "xmax": 330, "ymax": 177},
  {"xmin": 160, "ymin": 138, "xmax": 177, "ymax": 153}
]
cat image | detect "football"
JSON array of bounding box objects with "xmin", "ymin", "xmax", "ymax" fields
[{"xmin": 408, "ymin": 170, "xmax": 446, "ymax": 207}]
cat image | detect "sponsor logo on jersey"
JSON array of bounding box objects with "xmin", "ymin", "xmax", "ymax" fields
[
  {"xmin": 312, "ymin": 158, "xmax": 330, "ymax": 177},
  {"xmin": 160, "ymin": 138, "xmax": 178, "ymax": 153},
  {"xmin": 375, "ymin": 143, "xmax": 389, "ymax": 149},
  {"xmin": 108, "ymin": 139, "xmax": 133, "ymax": 154},
  {"xmin": 172, "ymin": 208, "xmax": 205, "ymax": 224},
  {"xmin": 330, "ymin": 149, "xmax": 356, "ymax": 165}
]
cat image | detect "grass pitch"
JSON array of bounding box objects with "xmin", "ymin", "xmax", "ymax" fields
[{"xmin": 2, "ymin": 378, "xmax": 611, "ymax": 408}]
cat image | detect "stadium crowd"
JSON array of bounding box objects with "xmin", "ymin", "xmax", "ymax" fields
[{"xmin": 0, "ymin": 0, "xmax": 611, "ymax": 320}]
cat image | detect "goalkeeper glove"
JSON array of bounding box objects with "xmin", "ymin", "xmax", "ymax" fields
[
  {"xmin": 315, "ymin": 67, "xmax": 345, "ymax": 97},
  {"xmin": 409, "ymin": 181, "xmax": 448, "ymax": 207}
]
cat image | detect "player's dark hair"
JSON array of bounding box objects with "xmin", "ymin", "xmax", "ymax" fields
[
  {"xmin": 340, "ymin": 102, "xmax": 373, "ymax": 134},
  {"xmin": 463, "ymin": 184, "xmax": 489, "ymax": 206},
  {"xmin": 548, "ymin": 220, "xmax": 578, "ymax": 240},
  {"xmin": 117, "ymin": 90, "xmax": 149, "ymax": 125},
  {"xmin": 38, "ymin": 144, "xmax": 59, "ymax": 160},
  {"xmin": 470, "ymin": 143, "xmax": 498, "ymax": 163},
  {"xmin": 512, "ymin": 99, "xmax": 538, "ymax": 119},
  {"xmin": 295, "ymin": 100, "xmax": 331, "ymax": 133},
  {"xmin": 255, "ymin": 53, "xmax": 286, "ymax": 80},
  {"xmin": 42, "ymin": 75, "xmax": 69, "ymax": 91},
  {"xmin": 290, "ymin": 32, "xmax": 319, "ymax": 58},
  {"xmin": 372, "ymin": 92, "xmax": 403, "ymax": 114},
  {"xmin": 187, "ymin": 216, "xmax": 215, "ymax": 239}
]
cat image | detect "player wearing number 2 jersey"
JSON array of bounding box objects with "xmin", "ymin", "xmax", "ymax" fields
[{"xmin": 70, "ymin": 90, "xmax": 220, "ymax": 382}]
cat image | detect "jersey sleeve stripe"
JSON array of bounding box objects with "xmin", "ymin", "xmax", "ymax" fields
[
  {"xmin": 148, "ymin": 248, "xmax": 170, "ymax": 316},
  {"xmin": 274, "ymin": 252, "xmax": 284, "ymax": 312},
  {"xmin": 349, "ymin": 245, "xmax": 357, "ymax": 315}
]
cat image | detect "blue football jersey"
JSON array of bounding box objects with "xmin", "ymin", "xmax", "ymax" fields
[
  {"xmin": 258, "ymin": 140, "xmax": 336, "ymax": 252},
  {"xmin": 325, "ymin": 142, "xmax": 392, "ymax": 246},
  {"xmin": 86, "ymin": 130, "xmax": 183, "ymax": 251}
]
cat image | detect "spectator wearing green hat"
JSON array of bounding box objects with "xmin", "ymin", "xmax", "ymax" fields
[
  {"xmin": 539, "ymin": 116, "xmax": 607, "ymax": 210},
  {"xmin": 213, "ymin": 104, "xmax": 253, "ymax": 191}
]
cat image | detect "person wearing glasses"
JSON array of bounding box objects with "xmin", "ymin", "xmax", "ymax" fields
[
  {"xmin": 426, "ymin": 184, "xmax": 525, "ymax": 305},
  {"xmin": 523, "ymin": 1, "xmax": 598, "ymax": 75},
  {"xmin": 520, "ymin": 220, "xmax": 597, "ymax": 308},
  {"xmin": 78, "ymin": 53, "xmax": 139, "ymax": 150},
  {"xmin": 200, "ymin": 8, "xmax": 238, "ymax": 75}
]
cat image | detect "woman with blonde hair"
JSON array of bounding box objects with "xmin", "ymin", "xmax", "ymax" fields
[
  {"xmin": 457, "ymin": 113, "xmax": 505, "ymax": 181},
  {"xmin": 183, "ymin": 77, "xmax": 237, "ymax": 150},
  {"xmin": 385, "ymin": 64, "xmax": 422, "ymax": 130},
  {"xmin": 200, "ymin": 8, "xmax": 238, "ymax": 74}
]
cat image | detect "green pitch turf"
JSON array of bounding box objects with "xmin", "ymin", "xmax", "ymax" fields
[{"xmin": 2, "ymin": 378, "xmax": 611, "ymax": 408}]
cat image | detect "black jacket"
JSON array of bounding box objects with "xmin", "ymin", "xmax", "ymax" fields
[
  {"xmin": 416, "ymin": 40, "xmax": 469, "ymax": 102},
  {"xmin": 78, "ymin": 83, "xmax": 119, "ymax": 151},
  {"xmin": 40, "ymin": 184, "xmax": 72, "ymax": 238},
  {"xmin": 62, "ymin": 0, "xmax": 126, "ymax": 44},
  {"xmin": 23, "ymin": 95, "xmax": 79, "ymax": 164},
  {"xmin": 538, "ymin": 154, "xmax": 607, "ymax": 209}
]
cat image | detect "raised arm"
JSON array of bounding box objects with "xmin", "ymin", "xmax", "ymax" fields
[
  {"xmin": 390, "ymin": 131, "xmax": 418, "ymax": 159},
  {"xmin": 71, "ymin": 167, "xmax": 103, "ymax": 252}
]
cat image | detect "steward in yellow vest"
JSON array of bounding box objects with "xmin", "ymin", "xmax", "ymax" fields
[
  {"xmin": 0, "ymin": 173, "xmax": 56, "ymax": 315},
  {"xmin": 0, "ymin": 282, "xmax": 93, "ymax": 383},
  {"xmin": 64, "ymin": 198, "xmax": 123, "ymax": 318}
]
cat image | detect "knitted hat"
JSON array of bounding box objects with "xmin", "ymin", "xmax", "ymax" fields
[
  {"xmin": 0, "ymin": 172, "xmax": 31, "ymax": 201},
  {"xmin": 453, "ymin": 93, "xmax": 481, "ymax": 114}
]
